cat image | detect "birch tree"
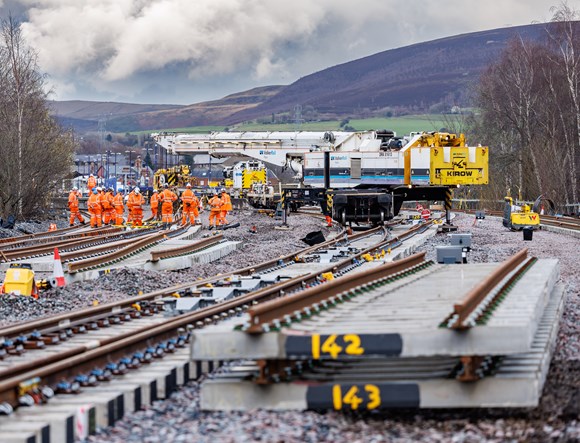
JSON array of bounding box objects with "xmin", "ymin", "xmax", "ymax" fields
[{"xmin": 0, "ymin": 16, "xmax": 74, "ymax": 219}]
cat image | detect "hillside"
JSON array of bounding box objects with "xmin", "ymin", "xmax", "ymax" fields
[
  {"xmin": 51, "ymin": 23, "xmax": 548, "ymax": 133},
  {"xmin": 51, "ymin": 86, "xmax": 284, "ymax": 133},
  {"xmin": 224, "ymin": 23, "xmax": 546, "ymax": 124}
]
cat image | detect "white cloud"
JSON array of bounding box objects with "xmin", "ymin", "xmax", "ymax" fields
[{"xmin": 2, "ymin": 0, "xmax": 571, "ymax": 103}]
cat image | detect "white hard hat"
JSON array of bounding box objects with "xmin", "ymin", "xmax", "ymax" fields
[
  {"xmin": 186, "ymin": 183, "xmax": 192, "ymax": 188},
  {"xmin": 153, "ymin": 189, "xmax": 158, "ymax": 193},
  {"xmin": 72, "ymin": 186, "xmax": 78, "ymax": 191},
  {"xmin": 134, "ymin": 187, "xmax": 140, "ymax": 193},
  {"xmin": 96, "ymin": 187, "xmax": 102, "ymax": 191}
]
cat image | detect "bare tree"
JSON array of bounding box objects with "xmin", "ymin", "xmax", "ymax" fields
[
  {"xmin": 474, "ymin": 10, "xmax": 580, "ymax": 212},
  {"xmin": 545, "ymin": 3, "xmax": 580, "ymax": 205},
  {"xmin": 0, "ymin": 16, "xmax": 74, "ymax": 219}
]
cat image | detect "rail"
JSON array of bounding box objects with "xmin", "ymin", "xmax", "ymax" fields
[
  {"xmin": 445, "ymin": 248, "xmax": 528, "ymax": 330},
  {"xmin": 150, "ymin": 234, "xmax": 224, "ymax": 262},
  {"xmin": 245, "ymin": 252, "xmax": 426, "ymax": 334},
  {"xmin": 0, "ymin": 220, "xmax": 432, "ymax": 410}
]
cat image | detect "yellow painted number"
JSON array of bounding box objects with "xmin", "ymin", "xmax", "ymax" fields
[
  {"xmin": 331, "ymin": 384, "xmax": 382, "ymax": 411},
  {"xmin": 344, "ymin": 334, "xmax": 364, "ymax": 355},
  {"xmin": 365, "ymin": 384, "xmax": 381, "ymax": 410},
  {"xmin": 312, "ymin": 334, "xmax": 364, "ymax": 359},
  {"xmin": 343, "ymin": 386, "xmax": 363, "ymax": 410},
  {"xmin": 321, "ymin": 334, "xmax": 342, "ymax": 359}
]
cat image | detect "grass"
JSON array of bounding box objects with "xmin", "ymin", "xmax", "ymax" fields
[
  {"xmin": 347, "ymin": 115, "xmax": 450, "ymax": 134},
  {"xmin": 134, "ymin": 115, "xmax": 454, "ymax": 135}
]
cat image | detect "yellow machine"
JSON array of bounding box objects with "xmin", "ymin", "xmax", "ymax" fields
[
  {"xmin": 1, "ymin": 263, "xmax": 39, "ymax": 298},
  {"xmin": 503, "ymin": 196, "xmax": 541, "ymax": 230},
  {"xmin": 153, "ymin": 165, "xmax": 195, "ymax": 190},
  {"xmin": 403, "ymin": 132, "xmax": 488, "ymax": 186}
]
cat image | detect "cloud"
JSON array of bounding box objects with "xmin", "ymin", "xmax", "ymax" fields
[{"xmin": 3, "ymin": 0, "xmax": 563, "ymax": 103}]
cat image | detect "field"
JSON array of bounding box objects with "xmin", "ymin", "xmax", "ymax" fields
[{"xmin": 143, "ymin": 115, "xmax": 452, "ymax": 135}]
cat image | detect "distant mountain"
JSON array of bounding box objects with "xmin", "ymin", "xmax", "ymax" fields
[
  {"xmin": 51, "ymin": 23, "xmax": 548, "ymax": 133},
  {"xmin": 224, "ymin": 23, "xmax": 546, "ymax": 124}
]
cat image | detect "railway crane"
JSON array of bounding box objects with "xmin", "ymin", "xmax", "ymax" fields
[{"xmin": 152, "ymin": 130, "xmax": 489, "ymax": 226}]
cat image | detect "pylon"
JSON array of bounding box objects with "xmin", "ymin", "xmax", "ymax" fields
[
  {"xmin": 540, "ymin": 205, "xmax": 545, "ymax": 215},
  {"xmin": 52, "ymin": 247, "xmax": 66, "ymax": 287}
]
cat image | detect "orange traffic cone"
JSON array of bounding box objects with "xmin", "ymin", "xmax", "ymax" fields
[
  {"xmin": 52, "ymin": 247, "xmax": 66, "ymax": 288},
  {"xmin": 540, "ymin": 205, "xmax": 545, "ymax": 215}
]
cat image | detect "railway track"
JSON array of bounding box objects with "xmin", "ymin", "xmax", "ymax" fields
[
  {"xmin": 456, "ymin": 208, "xmax": 580, "ymax": 232},
  {"xmin": 195, "ymin": 247, "xmax": 563, "ymax": 411},
  {"xmin": 0, "ymin": 210, "xmax": 565, "ymax": 440},
  {"xmin": 0, "ymin": 223, "xmax": 392, "ymax": 403}
]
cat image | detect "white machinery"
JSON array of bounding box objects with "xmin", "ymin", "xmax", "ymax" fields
[{"xmin": 153, "ymin": 130, "xmax": 489, "ymax": 226}]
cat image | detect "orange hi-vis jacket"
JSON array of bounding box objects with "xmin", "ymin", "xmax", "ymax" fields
[
  {"xmin": 103, "ymin": 191, "xmax": 114, "ymax": 210},
  {"xmin": 68, "ymin": 191, "xmax": 80, "ymax": 211},
  {"xmin": 87, "ymin": 193, "xmax": 100, "ymax": 212},
  {"xmin": 181, "ymin": 189, "xmax": 197, "ymax": 207},
  {"xmin": 97, "ymin": 191, "xmax": 107, "ymax": 211},
  {"xmin": 209, "ymin": 195, "xmax": 223, "ymax": 212},
  {"xmin": 127, "ymin": 191, "xmax": 145, "ymax": 210},
  {"xmin": 150, "ymin": 192, "xmax": 160, "ymax": 209},
  {"xmin": 220, "ymin": 192, "xmax": 232, "ymax": 211},
  {"xmin": 160, "ymin": 189, "xmax": 177, "ymax": 208},
  {"xmin": 113, "ymin": 192, "xmax": 124, "ymax": 210},
  {"xmin": 87, "ymin": 176, "xmax": 97, "ymax": 191},
  {"xmin": 181, "ymin": 189, "xmax": 199, "ymax": 216}
]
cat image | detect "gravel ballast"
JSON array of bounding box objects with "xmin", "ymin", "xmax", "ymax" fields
[{"xmin": 1, "ymin": 211, "xmax": 578, "ymax": 442}]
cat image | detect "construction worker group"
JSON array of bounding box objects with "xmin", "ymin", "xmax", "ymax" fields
[{"xmin": 69, "ymin": 177, "xmax": 232, "ymax": 230}]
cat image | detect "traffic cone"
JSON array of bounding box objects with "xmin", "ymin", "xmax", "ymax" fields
[
  {"xmin": 540, "ymin": 205, "xmax": 545, "ymax": 215},
  {"xmin": 52, "ymin": 247, "xmax": 66, "ymax": 288}
]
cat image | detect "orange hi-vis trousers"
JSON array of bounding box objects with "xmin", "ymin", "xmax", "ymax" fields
[{"xmin": 161, "ymin": 202, "xmax": 174, "ymax": 223}]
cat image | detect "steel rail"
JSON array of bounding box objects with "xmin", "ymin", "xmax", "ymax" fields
[
  {"xmin": 66, "ymin": 231, "xmax": 169, "ymax": 273},
  {"xmin": 0, "ymin": 226, "xmax": 122, "ymax": 250},
  {"xmin": 0, "ymin": 219, "xmax": 435, "ymax": 409},
  {"xmin": 245, "ymin": 251, "xmax": 427, "ymax": 334},
  {"xmin": 0, "ymin": 224, "xmax": 82, "ymax": 245},
  {"xmin": 150, "ymin": 235, "xmax": 223, "ymax": 262},
  {"xmin": 0, "ymin": 221, "xmax": 412, "ymax": 345},
  {"xmin": 0, "ymin": 225, "xmax": 391, "ymax": 406},
  {"xmin": 60, "ymin": 236, "xmax": 151, "ymax": 262},
  {"xmin": 0, "ymin": 228, "xmax": 351, "ymax": 340},
  {"xmin": 447, "ymin": 248, "xmax": 528, "ymax": 330},
  {"xmin": 0, "ymin": 232, "xmax": 131, "ymax": 262},
  {"xmin": 0, "ymin": 221, "xmax": 411, "ymax": 344}
]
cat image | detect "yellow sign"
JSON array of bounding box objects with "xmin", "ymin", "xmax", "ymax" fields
[{"xmin": 430, "ymin": 146, "xmax": 488, "ymax": 185}]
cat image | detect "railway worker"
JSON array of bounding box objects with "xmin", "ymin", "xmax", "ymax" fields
[
  {"xmin": 127, "ymin": 187, "xmax": 145, "ymax": 226},
  {"xmin": 112, "ymin": 189, "xmax": 125, "ymax": 225},
  {"xmin": 68, "ymin": 186, "xmax": 85, "ymax": 226},
  {"xmin": 160, "ymin": 183, "xmax": 178, "ymax": 228},
  {"xmin": 102, "ymin": 187, "xmax": 114, "ymax": 225},
  {"xmin": 180, "ymin": 183, "xmax": 199, "ymax": 226},
  {"xmin": 150, "ymin": 189, "xmax": 160, "ymax": 221},
  {"xmin": 87, "ymin": 188, "xmax": 102, "ymax": 228},
  {"xmin": 218, "ymin": 188, "xmax": 232, "ymax": 226},
  {"xmin": 87, "ymin": 174, "xmax": 96, "ymax": 194},
  {"xmin": 208, "ymin": 191, "xmax": 223, "ymax": 230},
  {"xmin": 96, "ymin": 187, "xmax": 107, "ymax": 225}
]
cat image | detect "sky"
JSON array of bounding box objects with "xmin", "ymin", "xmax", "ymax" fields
[{"xmin": 0, "ymin": 0, "xmax": 572, "ymax": 105}]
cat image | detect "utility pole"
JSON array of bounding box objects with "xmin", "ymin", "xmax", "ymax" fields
[
  {"xmin": 294, "ymin": 104, "xmax": 304, "ymax": 131},
  {"xmin": 98, "ymin": 115, "xmax": 106, "ymax": 184}
]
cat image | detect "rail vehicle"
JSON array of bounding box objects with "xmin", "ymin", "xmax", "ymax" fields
[
  {"xmin": 152, "ymin": 130, "xmax": 489, "ymax": 226},
  {"xmin": 502, "ymin": 195, "xmax": 554, "ymax": 231}
]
